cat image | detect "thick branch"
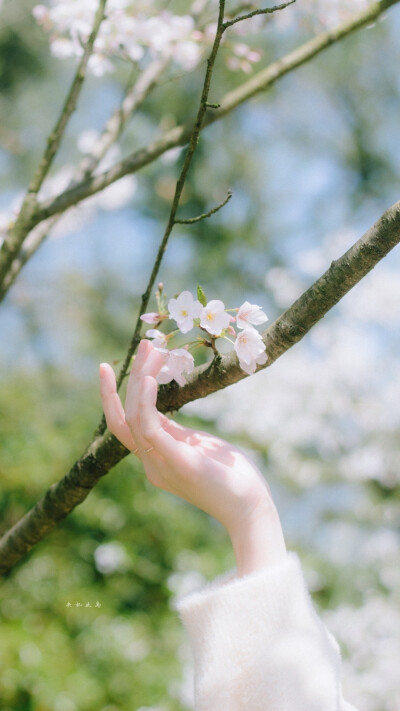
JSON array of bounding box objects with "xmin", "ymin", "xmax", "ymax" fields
[
  {"xmin": 35, "ymin": 0, "xmax": 399, "ymax": 223},
  {"xmin": 159, "ymin": 199, "xmax": 400, "ymax": 410},
  {"xmin": 1, "ymin": 198, "xmax": 399, "ymax": 575},
  {"xmin": 0, "ymin": 0, "xmax": 107, "ymax": 287},
  {"xmin": 0, "ymin": 434, "xmax": 127, "ymax": 576}
]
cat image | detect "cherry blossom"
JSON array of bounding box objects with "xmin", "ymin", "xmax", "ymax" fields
[
  {"xmin": 156, "ymin": 348, "xmax": 194, "ymax": 387},
  {"xmin": 140, "ymin": 288, "xmax": 269, "ymax": 377},
  {"xmin": 234, "ymin": 328, "xmax": 268, "ymax": 374},
  {"xmin": 236, "ymin": 301, "xmax": 268, "ymax": 329},
  {"xmin": 168, "ymin": 291, "xmax": 202, "ymax": 334},
  {"xmin": 140, "ymin": 312, "xmax": 163, "ymax": 324},
  {"xmin": 200, "ymin": 299, "xmax": 230, "ymax": 336},
  {"xmin": 145, "ymin": 329, "xmax": 168, "ymax": 349},
  {"xmin": 33, "ymin": 1, "xmax": 205, "ymax": 75}
]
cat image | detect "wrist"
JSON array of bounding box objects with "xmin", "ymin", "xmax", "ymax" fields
[{"xmin": 228, "ymin": 503, "xmax": 287, "ymax": 577}]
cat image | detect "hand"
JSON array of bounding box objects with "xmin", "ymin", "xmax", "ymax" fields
[{"xmin": 99, "ymin": 339, "xmax": 286, "ymax": 574}]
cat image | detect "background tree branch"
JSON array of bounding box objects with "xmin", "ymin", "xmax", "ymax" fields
[
  {"xmin": 0, "ymin": 56, "xmax": 169, "ymax": 303},
  {"xmin": 1, "ymin": 197, "xmax": 399, "ymax": 575},
  {"xmin": 0, "ymin": 0, "xmax": 396, "ymax": 303},
  {"xmin": 0, "ymin": 0, "xmax": 107, "ymax": 287},
  {"xmin": 32, "ymin": 0, "xmax": 399, "ymax": 227}
]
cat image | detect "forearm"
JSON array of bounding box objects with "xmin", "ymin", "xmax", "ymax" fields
[{"xmin": 228, "ymin": 502, "xmax": 287, "ymax": 576}]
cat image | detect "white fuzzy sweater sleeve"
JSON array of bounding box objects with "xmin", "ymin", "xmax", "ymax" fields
[{"xmin": 175, "ymin": 552, "xmax": 357, "ymax": 711}]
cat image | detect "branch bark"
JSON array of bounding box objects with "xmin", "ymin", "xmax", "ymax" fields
[
  {"xmin": 1, "ymin": 198, "xmax": 399, "ymax": 575},
  {"xmin": 34, "ymin": 0, "xmax": 399, "ymax": 224}
]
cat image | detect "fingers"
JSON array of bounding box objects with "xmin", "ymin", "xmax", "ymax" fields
[
  {"xmin": 99, "ymin": 363, "xmax": 136, "ymax": 451},
  {"xmin": 125, "ymin": 340, "xmax": 164, "ymax": 433},
  {"xmin": 159, "ymin": 414, "xmax": 196, "ymax": 442},
  {"xmin": 100, "ymin": 341, "xmax": 195, "ymax": 471},
  {"xmin": 136, "ymin": 375, "xmax": 187, "ymax": 461}
]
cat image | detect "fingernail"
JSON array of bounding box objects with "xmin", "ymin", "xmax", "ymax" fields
[
  {"xmin": 138, "ymin": 339, "xmax": 152, "ymax": 355},
  {"xmin": 138, "ymin": 340, "xmax": 146, "ymax": 355}
]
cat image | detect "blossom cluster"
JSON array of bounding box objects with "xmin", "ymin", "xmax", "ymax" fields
[
  {"xmin": 32, "ymin": 0, "xmax": 262, "ymax": 77},
  {"xmin": 140, "ymin": 286, "xmax": 268, "ymax": 387},
  {"xmin": 31, "ymin": 0, "xmax": 374, "ymax": 79},
  {"xmin": 33, "ymin": 0, "xmax": 202, "ymax": 74}
]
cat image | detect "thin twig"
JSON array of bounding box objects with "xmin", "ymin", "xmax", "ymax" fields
[
  {"xmin": 222, "ymin": 0, "xmax": 296, "ymax": 30},
  {"xmin": 174, "ymin": 190, "xmax": 232, "ymax": 225},
  {"xmin": 34, "ymin": 0, "xmax": 400, "ymax": 225}
]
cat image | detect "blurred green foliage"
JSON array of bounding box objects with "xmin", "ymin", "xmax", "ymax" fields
[{"xmin": 0, "ymin": 364, "xmax": 232, "ymax": 710}]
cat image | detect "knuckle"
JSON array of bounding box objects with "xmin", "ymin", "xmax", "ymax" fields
[
  {"xmin": 125, "ymin": 411, "xmax": 135, "ymax": 429},
  {"xmin": 141, "ymin": 423, "xmax": 156, "ymax": 441},
  {"xmin": 139, "ymin": 393, "xmax": 148, "ymax": 408}
]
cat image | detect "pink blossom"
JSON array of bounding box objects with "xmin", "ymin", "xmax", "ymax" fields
[
  {"xmin": 168, "ymin": 290, "xmax": 202, "ymax": 334},
  {"xmin": 236, "ymin": 301, "xmax": 268, "ymax": 329},
  {"xmin": 156, "ymin": 348, "xmax": 194, "ymax": 387},
  {"xmin": 234, "ymin": 328, "xmax": 268, "ymax": 375},
  {"xmin": 145, "ymin": 329, "xmax": 168, "ymax": 349},
  {"xmin": 200, "ymin": 300, "xmax": 230, "ymax": 336},
  {"xmin": 140, "ymin": 312, "xmax": 162, "ymax": 324}
]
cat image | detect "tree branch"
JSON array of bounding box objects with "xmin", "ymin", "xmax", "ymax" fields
[
  {"xmin": 33, "ymin": 0, "xmax": 400, "ymax": 224},
  {"xmin": 0, "ymin": 218, "xmax": 57, "ymax": 298},
  {"xmin": 77, "ymin": 56, "xmax": 169, "ymax": 179},
  {"xmin": 28, "ymin": 0, "xmax": 108, "ymax": 194},
  {"xmin": 0, "ymin": 57, "xmax": 169, "ymax": 303},
  {"xmin": 1, "ymin": 198, "xmax": 399, "ymax": 575},
  {"xmin": 0, "ymin": 0, "xmax": 107, "ymax": 287}
]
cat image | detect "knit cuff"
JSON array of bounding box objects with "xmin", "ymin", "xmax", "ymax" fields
[
  {"xmin": 174, "ymin": 552, "xmax": 344, "ymax": 711},
  {"xmin": 175, "ymin": 552, "xmax": 312, "ymax": 634}
]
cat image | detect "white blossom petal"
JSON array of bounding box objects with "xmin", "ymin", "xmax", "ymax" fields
[
  {"xmin": 200, "ymin": 300, "xmax": 230, "ymax": 336},
  {"xmin": 236, "ymin": 301, "xmax": 268, "ymax": 329},
  {"xmin": 156, "ymin": 348, "xmax": 194, "ymax": 387},
  {"xmin": 168, "ymin": 291, "xmax": 202, "ymax": 334},
  {"xmin": 234, "ymin": 328, "xmax": 267, "ymax": 374}
]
